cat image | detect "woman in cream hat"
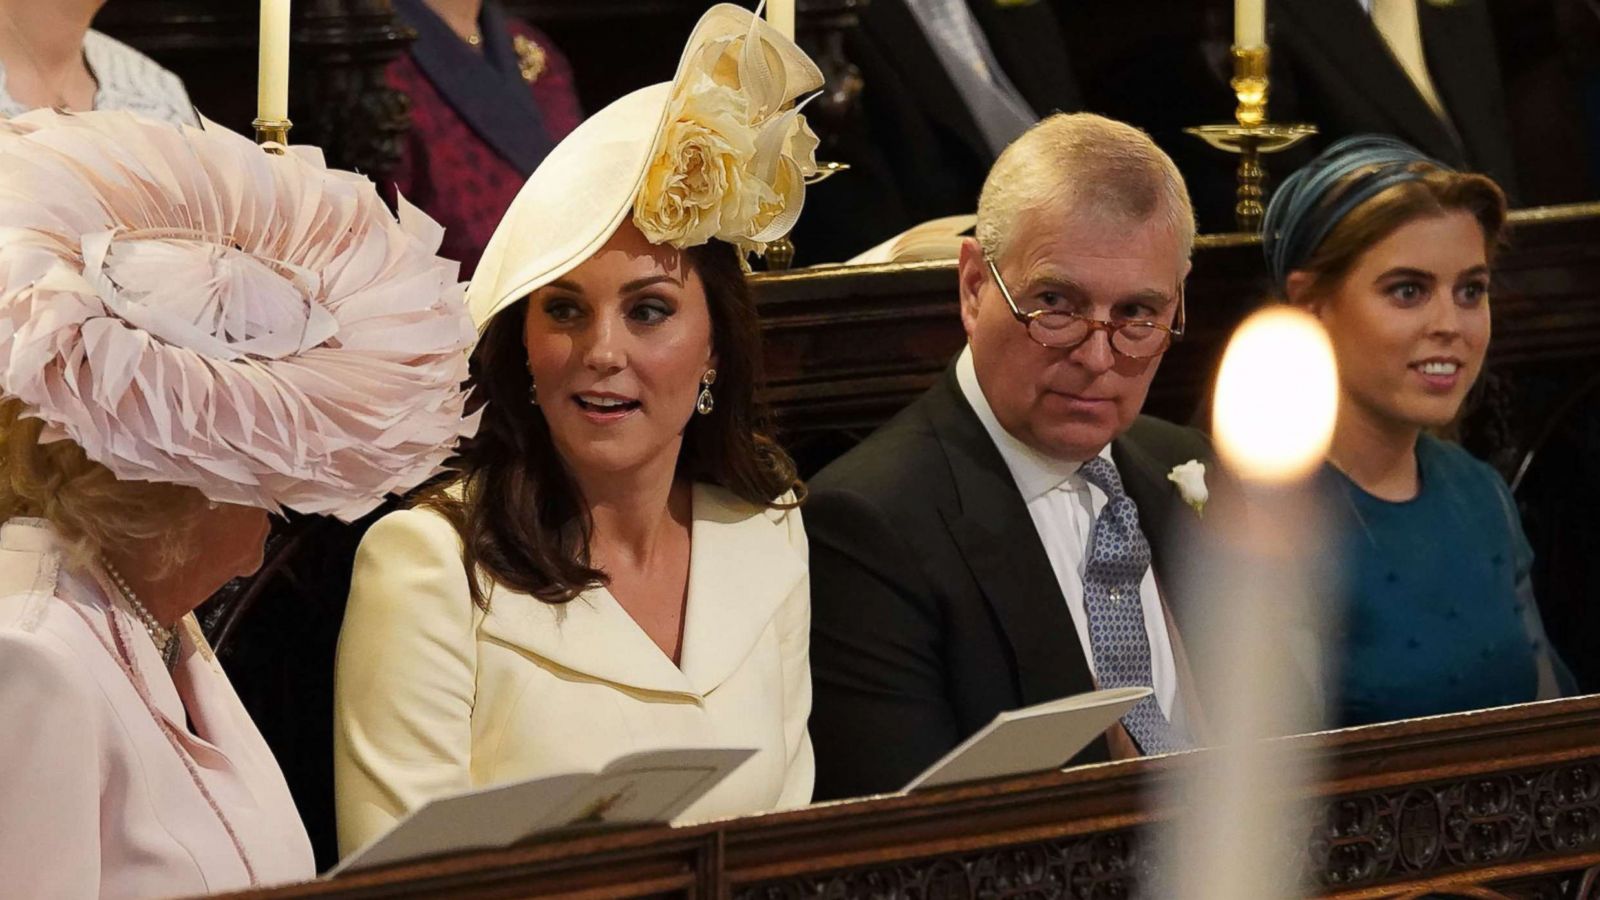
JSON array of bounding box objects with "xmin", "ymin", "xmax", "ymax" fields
[
  {"xmin": 0, "ymin": 108, "xmax": 478, "ymax": 896},
  {"xmin": 334, "ymin": 4, "xmax": 823, "ymax": 857}
]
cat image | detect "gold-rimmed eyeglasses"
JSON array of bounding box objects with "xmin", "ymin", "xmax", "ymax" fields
[{"xmin": 986, "ymin": 258, "xmax": 1185, "ymax": 359}]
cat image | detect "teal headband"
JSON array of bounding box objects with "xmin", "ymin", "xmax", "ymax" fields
[{"xmin": 1261, "ymin": 135, "xmax": 1451, "ymax": 290}]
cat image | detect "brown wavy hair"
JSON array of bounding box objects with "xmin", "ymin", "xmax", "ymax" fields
[
  {"xmin": 0, "ymin": 397, "xmax": 208, "ymax": 576},
  {"xmin": 415, "ymin": 240, "xmax": 802, "ymax": 609}
]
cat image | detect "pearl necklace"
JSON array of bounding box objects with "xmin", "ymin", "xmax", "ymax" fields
[{"xmin": 102, "ymin": 559, "xmax": 179, "ymax": 670}]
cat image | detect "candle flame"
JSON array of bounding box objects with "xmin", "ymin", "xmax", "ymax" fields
[{"xmin": 1213, "ymin": 306, "xmax": 1338, "ymax": 483}]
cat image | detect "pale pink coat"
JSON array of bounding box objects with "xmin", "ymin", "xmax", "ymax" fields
[{"xmin": 0, "ymin": 518, "xmax": 315, "ymax": 897}]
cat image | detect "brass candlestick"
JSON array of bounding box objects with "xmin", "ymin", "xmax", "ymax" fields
[
  {"xmin": 763, "ymin": 160, "xmax": 850, "ymax": 271},
  {"xmin": 253, "ymin": 117, "xmax": 293, "ymax": 153},
  {"xmin": 1185, "ymin": 46, "xmax": 1316, "ymax": 233}
]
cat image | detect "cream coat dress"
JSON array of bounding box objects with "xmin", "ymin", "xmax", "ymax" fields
[
  {"xmin": 333, "ymin": 484, "xmax": 814, "ymax": 857},
  {"xmin": 0, "ymin": 519, "xmax": 316, "ymax": 897}
]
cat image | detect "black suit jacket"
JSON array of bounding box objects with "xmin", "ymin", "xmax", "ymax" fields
[
  {"xmin": 805, "ymin": 367, "xmax": 1214, "ymax": 801},
  {"xmin": 1270, "ymin": 0, "xmax": 1519, "ymax": 197},
  {"xmin": 789, "ymin": 0, "xmax": 1082, "ymax": 264}
]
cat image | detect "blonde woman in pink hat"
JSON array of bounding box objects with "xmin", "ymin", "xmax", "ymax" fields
[
  {"xmin": 333, "ymin": 4, "xmax": 823, "ymax": 858},
  {"xmin": 0, "ymin": 110, "xmax": 477, "ymax": 896}
]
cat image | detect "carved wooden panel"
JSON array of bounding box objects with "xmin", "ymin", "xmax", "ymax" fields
[
  {"xmin": 1309, "ymin": 764, "xmax": 1600, "ymax": 889},
  {"xmin": 295, "ymin": 0, "xmax": 414, "ymax": 180},
  {"xmin": 736, "ymin": 832, "xmax": 1149, "ymax": 900},
  {"xmin": 732, "ymin": 762, "xmax": 1600, "ymax": 899}
]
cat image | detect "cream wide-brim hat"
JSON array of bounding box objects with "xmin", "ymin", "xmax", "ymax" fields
[{"xmin": 466, "ymin": 3, "xmax": 824, "ymax": 330}]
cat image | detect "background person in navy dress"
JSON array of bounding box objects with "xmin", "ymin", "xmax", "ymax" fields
[
  {"xmin": 1263, "ymin": 136, "xmax": 1575, "ymax": 728},
  {"xmin": 385, "ymin": 0, "xmax": 583, "ymax": 276}
]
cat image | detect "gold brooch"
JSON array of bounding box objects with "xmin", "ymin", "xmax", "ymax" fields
[{"xmin": 514, "ymin": 35, "xmax": 547, "ymax": 84}]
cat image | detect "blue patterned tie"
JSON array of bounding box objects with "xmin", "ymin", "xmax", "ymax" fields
[{"xmin": 1078, "ymin": 456, "xmax": 1190, "ymax": 755}]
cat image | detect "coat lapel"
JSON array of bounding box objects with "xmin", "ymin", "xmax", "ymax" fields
[
  {"xmin": 924, "ymin": 371, "xmax": 1099, "ymax": 707},
  {"xmin": 480, "ymin": 586, "xmax": 696, "ymax": 697},
  {"xmin": 1273, "ymin": 0, "xmax": 1461, "ymax": 160},
  {"xmin": 477, "ymin": 483, "xmax": 802, "ymax": 699},
  {"xmin": 678, "ymin": 484, "xmax": 804, "ymax": 697},
  {"xmin": 1111, "ymin": 431, "xmax": 1180, "ymax": 588},
  {"xmin": 392, "ymin": 0, "xmax": 555, "ymax": 176}
]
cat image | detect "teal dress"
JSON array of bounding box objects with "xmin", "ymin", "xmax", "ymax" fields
[{"xmin": 1325, "ymin": 435, "xmax": 1563, "ymax": 728}]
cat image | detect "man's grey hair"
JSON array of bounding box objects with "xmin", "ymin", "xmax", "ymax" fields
[{"xmin": 975, "ymin": 113, "xmax": 1196, "ymax": 262}]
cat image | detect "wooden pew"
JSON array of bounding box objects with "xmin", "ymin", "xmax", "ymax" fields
[{"xmin": 221, "ymin": 695, "xmax": 1600, "ymax": 899}]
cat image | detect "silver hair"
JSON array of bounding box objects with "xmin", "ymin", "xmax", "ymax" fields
[{"xmin": 975, "ymin": 113, "xmax": 1196, "ymax": 262}]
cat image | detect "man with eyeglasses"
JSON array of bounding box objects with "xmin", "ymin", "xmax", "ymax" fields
[{"xmin": 806, "ymin": 112, "xmax": 1218, "ymax": 801}]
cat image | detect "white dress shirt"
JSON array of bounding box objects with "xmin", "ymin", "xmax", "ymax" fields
[{"xmin": 955, "ymin": 347, "xmax": 1182, "ymax": 722}]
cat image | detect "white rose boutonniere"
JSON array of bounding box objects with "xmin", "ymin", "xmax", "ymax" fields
[{"xmin": 1167, "ymin": 459, "xmax": 1208, "ymax": 516}]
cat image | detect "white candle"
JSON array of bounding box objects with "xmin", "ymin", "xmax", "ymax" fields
[
  {"xmin": 258, "ymin": 0, "xmax": 292, "ymax": 123},
  {"xmin": 1234, "ymin": 0, "xmax": 1266, "ymax": 49},
  {"xmin": 766, "ymin": 0, "xmax": 795, "ymax": 43},
  {"xmin": 1154, "ymin": 306, "xmax": 1338, "ymax": 900}
]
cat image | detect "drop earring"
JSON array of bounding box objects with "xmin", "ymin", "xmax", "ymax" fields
[
  {"xmin": 528, "ymin": 374, "xmax": 539, "ymax": 406},
  {"xmin": 696, "ymin": 369, "xmax": 717, "ymax": 416}
]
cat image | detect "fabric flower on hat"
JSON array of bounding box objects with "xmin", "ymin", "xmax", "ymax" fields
[
  {"xmin": 633, "ymin": 23, "xmax": 820, "ymax": 254},
  {"xmin": 0, "ymin": 109, "xmax": 480, "ymax": 521},
  {"xmin": 635, "ymin": 70, "xmax": 760, "ymax": 250}
]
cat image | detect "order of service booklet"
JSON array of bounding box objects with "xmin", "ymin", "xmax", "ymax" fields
[
  {"xmin": 329, "ymin": 747, "xmax": 757, "ymax": 876},
  {"xmin": 846, "ymin": 213, "xmax": 977, "ymax": 265},
  {"xmin": 902, "ymin": 686, "xmax": 1154, "ymax": 792}
]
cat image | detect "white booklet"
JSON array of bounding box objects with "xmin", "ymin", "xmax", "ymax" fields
[
  {"xmin": 329, "ymin": 747, "xmax": 757, "ymax": 876},
  {"xmin": 846, "ymin": 213, "xmax": 976, "ymax": 265},
  {"xmin": 902, "ymin": 686, "xmax": 1153, "ymax": 792}
]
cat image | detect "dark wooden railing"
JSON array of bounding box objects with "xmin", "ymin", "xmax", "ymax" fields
[{"xmin": 220, "ymin": 696, "xmax": 1600, "ymax": 899}]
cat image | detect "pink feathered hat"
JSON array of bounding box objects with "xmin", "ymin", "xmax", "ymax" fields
[{"xmin": 0, "ymin": 110, "xmax": 480, "ymax": 521}]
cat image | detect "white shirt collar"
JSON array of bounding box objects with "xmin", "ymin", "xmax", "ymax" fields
[{"xmin": 954, "ymin": 346, "xmax": 1112, "ymax": 502}]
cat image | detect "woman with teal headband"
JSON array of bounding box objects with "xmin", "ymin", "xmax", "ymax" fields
[{"xmin": 1262, "ymin": 135, "xmax": 1574, "ymax": 728}]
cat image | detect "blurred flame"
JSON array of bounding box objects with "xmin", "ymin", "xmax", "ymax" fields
[{"xmin": 1213, "ymin": 307, "xmax": 1339, "ymax": 483}]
